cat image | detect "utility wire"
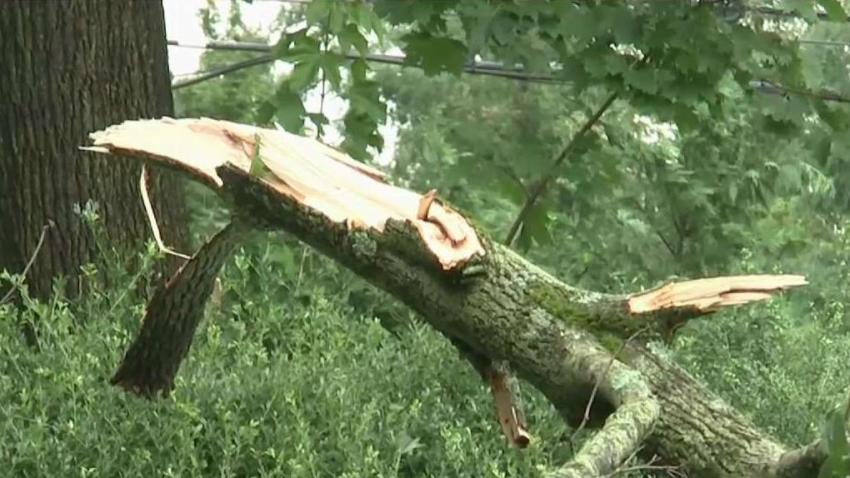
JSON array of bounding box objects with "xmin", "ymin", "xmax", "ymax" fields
[
  {"xmin": 799, "ymin": 38, "xmax": 850, "ymax": 48},
  {"xmin": 167, "ymin": 40, "xmax": 850, "ymax": 104},
  {"xmin": 168, "ymin": 40, "xmax": 557, "ymax": 83},
  {"xmin": 750, "ymin": 6, "xmax": 842, "ymax": 22},
  {"xmin": 173, "ymin": 55, "xmax": 274, "ymax": 90}
]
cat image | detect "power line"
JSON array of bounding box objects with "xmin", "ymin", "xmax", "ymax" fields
[
  {"xmin": 799, "ymin": 38, "xmax": 850, "ymax": 48},
  {"xmin": 167, "ymin": 40, "xmax": 559, "ymax": 84},
  {"xmin": 173, "ymin": 55, "xmax": 274, "ymax": 90},
  {"xmin": 751, "ymin": 79, "xmax": 850, "ymax": 104},
  {"xmin": 750, "ymin": 6, "xmax": 843, "ymax": 22},
  {"xmin": 167, "ymin": 40, "xmax": 850, "ymax": 104}
]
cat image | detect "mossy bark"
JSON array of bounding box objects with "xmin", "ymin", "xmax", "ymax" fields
[
  {"xmin": 89, "ymin": 118, "xmax": 817, "ymax": 475},
  {"xmin": 0, "ymin": 0, "xmax": 187, "ymax": 299},
  {"xmin": 210, "ymin": 165, "xmax": 812, "ymax": 477}
]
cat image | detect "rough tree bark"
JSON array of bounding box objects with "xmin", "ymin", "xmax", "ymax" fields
[
  {"xmin": 0, "ymin": 0, "xmax": 187, "ymax": 300},
  {"xmin": 87, "ymin": 118, "xmax": 824, "ymax": 477}
]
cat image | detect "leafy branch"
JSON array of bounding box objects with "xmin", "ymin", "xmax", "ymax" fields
[
  {"xmin": 168, "ymin": 40, "xmax": 850, "ymax": 105},
  {"xmin": 503, "ymin": 90, "xmax": 619, "ymax": 247}
]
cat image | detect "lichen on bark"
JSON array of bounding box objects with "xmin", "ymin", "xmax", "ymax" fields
[{"xmin": 87, "ymin": 118, "xmax": 821, "ymax": 477}]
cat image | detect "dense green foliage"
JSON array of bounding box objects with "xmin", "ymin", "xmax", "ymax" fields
[
  {"xmin": 0, "ymin": 241, "xmax": 580, "ymax": 477},
  {"xmin": 4, "ymin": 0, "xmax": 850, "ymax": 476}
]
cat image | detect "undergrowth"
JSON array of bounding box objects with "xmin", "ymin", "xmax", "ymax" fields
[
  {"xmin": 0, "ymin": 237, "xmax": 580, "ymax": 478},
  {"xmin": 1, "ymin": 212, "xmax": 849, "ymax": 476}
]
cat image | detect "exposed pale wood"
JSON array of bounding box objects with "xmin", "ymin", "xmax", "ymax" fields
[
  {"xmin": 627, "ymin": 274, "xmax": 808, "ymax": 314},
  {"xmin": 87, "ymin": 117, "xmax": 484, "ymax": 270},
  {"xmin": 487, "ymin": 362, "xmax": 532, "ymax": 447},
  {"xmin": 139, "ymin": 165, "xmax": 190, "ymax": 260}
]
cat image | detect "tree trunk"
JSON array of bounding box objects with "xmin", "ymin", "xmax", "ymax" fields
[
  {"xmin": 0, "ymin": 0, "xmax": 187, "ymax": 300},
  {"xmin": 87, "ymin": 118, "xmax": 824, "ymax": 477}
]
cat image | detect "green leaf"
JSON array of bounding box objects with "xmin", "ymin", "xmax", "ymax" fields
[
  {"xmin": 830, "ymin": 131, "xmax": 850, "ymax": 162},
  {"xmin": 757, "ymin": 93, "xmax": 810, "ymax": 124},
  {"xmin": 304, "ymin": 0, "xmax": 330, "ymax": 25},
  {"xmin": 818, "ymin": 0, "xmax": 847, "ymax": 21},
  {"xmin": 395, "ymin": 432, "xmax": 423, "ymax": 457},
  {"xmin": 351, "ymin": 58, "xmax": 369, "ymax": 83},
  {"xmin": 288, "ymin": 60, "xmax": 320, "ymax": 91},
  {"xmin": 328, "ymin": 3, "xmax": 346, "ymax": 33},
  {"xmin": 255, "ymin": 100, "xmax": 276, "ymax": 125},
  {"xmin": 347, "ymin": 81, "xmax": 386, "ymax": 122},
  {"xmin": 339, "ymin": 23, "xmax": 369, "ymax": 56},
  {"xmin": 787, "ymin": 0, "xmax": 819, "ymax": 21},
  {"xmin": 520, "ymin": 202, "xmax": 553, "ymax": 249},
  {"xmin": 271, "ymin": 28, "xmax": 307, "ymax": 59},
  {"xmin": 278, "ymin": 35, "xmax": 321, "ymax": 63},
  {"xmin": 307, "ymin": 112, "xmax": 329, "ymax": 137},
  {"xmin": 600, "ymin": 5, "xmax": 640, "ymax": 43},
  {"xmin": 268, "ymin": 246, "xmax": 296, "ymax": 275},
  {"xmin": 372, "ymin": 0, "xmax": 456, "ymax": 26},
  {"xmin": 624, "ymin": 68, "xmax": 661, "ymax": 94},
  {"xmin": 558, "ymin": 7, "xmax": 597, "ymax": 42},
  {"xmin": 494, "ymin": 172, "xmax": 526, "ymax": 206},
  {"xmin": 307, "ymin": 112, "xmax": 329, "ymax": 126},
  {"xmin": 814, "ymin": 102, "xmax": 850, "ymax": 131},
  {"xmin": 717, "ymin": 72, "xmax": 744, "ymax": 100},
  {"xmin": 273, "ymin": 84, "xmax": 306, "ymax": 132},
  {"xmin": 320, "ymin": 53, "xmax": 344, "ymax": 90},
  {"xmin": 248, "ymin": 134, "xmax": 269, "ymax": 178},
  {"xmin": 401, "ymin": 31, "xmax": 468, "ymax": 76}
]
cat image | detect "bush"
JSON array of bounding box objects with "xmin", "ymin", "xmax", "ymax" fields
[{"xmin": 0, "ymin": 242, "xmax": 584, "ymax": 478}]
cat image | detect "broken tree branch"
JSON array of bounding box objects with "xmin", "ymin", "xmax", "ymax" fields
[
  {"xmin": 571, "ymin": 328, "xmax": 648, "ymax": 446},
  {"xmin": 547, "ymin": 344, "xmax": 659, "ymax": 478},
  {"xmin": 111, "ymin": 220, "xmax": 249, "ymax": 397},
  {"xmin": 87, "ymin": 118, "xmax": 812, "ymax": 476}
]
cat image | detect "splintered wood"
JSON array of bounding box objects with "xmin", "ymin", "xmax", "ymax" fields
[
  {"xmin": 627, "ymin": 274, "xmax": 808, "ymax": 315},
  {"xmin": 84, "ymin": 117, "xmax": 483, "ymax": 270}
]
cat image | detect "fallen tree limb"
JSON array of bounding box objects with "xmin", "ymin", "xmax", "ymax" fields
[
  {"xmin": 86, "ymin": 118, "xmax": 816, "ymax": 476},
  {"xmin": 111, "ymin": 220, "xmax": 249, "ymax": 396}
]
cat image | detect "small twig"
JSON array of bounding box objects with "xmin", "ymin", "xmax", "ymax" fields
[
  {"xmin": 0, "ymin": 222, "xmax": 52, "ymax": 304},
  {"xmin": 139, "ymin": 165, "xmax": 191, "ymax": 260},
  {"xmin": 316, "ymin": 21, "xmax": 328, "ymax": 140},
  {"xmin": 504, "ymin": 90, "xmax": 619, "ymax": 246},
  {"xmin": 654, "ymin": 227, "xmax": 677, "ymax": 258},
  {"xmin": 570, "ymin": 327, "xmax": 647, "ymax": 444}
]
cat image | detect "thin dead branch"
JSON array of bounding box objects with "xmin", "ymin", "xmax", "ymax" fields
[
  {"xmin": 504, "ymin": 90, "xmax": 619, "ymax": 246},
  {"xmin": 140, "ymin": 165, "xmax": 191, "ymax": 260},
  {"xmin": 570, "ymin": 328, "xmax": 648, "ymax": 445},
  {"xmin": 0, "ymin": 222, "xmax": 53, "ymax": 304}
]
